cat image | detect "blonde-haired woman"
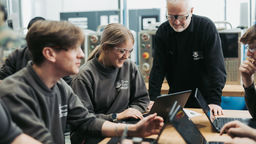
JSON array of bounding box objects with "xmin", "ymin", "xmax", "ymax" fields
[
  {"xmin": 71, "ymin": 23, "xmax": 150, "ymax": 143},
  {"xmin": 72, "ymin": 23, "xmax": 149, "ymax": 122}
]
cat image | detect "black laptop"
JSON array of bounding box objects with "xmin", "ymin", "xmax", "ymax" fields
[
  {"xmin": 169, "ymin": 101, "xmax": 224, "ymax": 144},
  {"xmin": 124, "ymin": 90, "xmax": 192, "ymax": 123},
  {"xmin": 194, "ymin": 88, "xmax": 256, "ymax": 132},
  {"xmin": 148, "ymin": 90, "xmax": 192, "ymax": 119}
]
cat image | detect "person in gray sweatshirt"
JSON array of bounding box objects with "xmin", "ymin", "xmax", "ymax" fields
[
  {"xmin": 72, "ymin": 23, "xmax": 150, "ymax": 122},
  {"xmin": 0, "ymin": 100, "xmax": 41, "ymax": 144},
  {"xmin": 0, "ymin": 20, "xmax": 163, "ymax": 144},
  {"xmin": 71, "ymin": 23, "xmax": 150, "ymax": 143}
]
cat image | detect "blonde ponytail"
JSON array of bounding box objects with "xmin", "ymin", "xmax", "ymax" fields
[{"xmin": 87, "ymin": 45, "xmax": 101, "ymax": 61}]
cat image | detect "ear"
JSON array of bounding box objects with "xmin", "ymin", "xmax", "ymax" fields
[
  {"xmin": 102, "ymin": 45, "xmax": 111, "ymax": 54},
  {"xmin": 42, "ymin": 47, "xmax": 57, "ymax": 62},
  {"xmin": 190, "ymin": 7, "xmax": 194, "ymax": 14},
  {"xmin": 102, "ymin": 44, "xmax": 108, "ymax": 51}
]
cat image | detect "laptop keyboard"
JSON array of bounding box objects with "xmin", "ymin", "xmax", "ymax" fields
[{"xmin": 213, "ymin": 117, "xmax": 244, "ymax": 129}]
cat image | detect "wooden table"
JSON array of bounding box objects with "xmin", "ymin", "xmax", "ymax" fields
[
  {"xmin": 99, "ymin": 109, "xmax": 252, "ymax": 144},
  {"xmin": 146, "ymin": 82, "xmax": 245, "ymax": 97},
  {"xmin": 222, "ymin": 84, "xmax": 244, "ymax": 97}
]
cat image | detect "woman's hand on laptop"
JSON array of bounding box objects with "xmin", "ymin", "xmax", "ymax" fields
[
  {"xmin": 208, "ymin": 104, "xmax": 223, "ymax": 116},
  {"xmin": 117, "ymin": 108, "xmax": 144, "ymax": 120}
]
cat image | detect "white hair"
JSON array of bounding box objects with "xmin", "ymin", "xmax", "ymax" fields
[{"xmin": 166, "ymin": 0, "xmax": 194, "ymax": 9}]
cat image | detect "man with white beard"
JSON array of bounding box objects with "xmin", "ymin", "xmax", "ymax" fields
[{"xmin": 149, "ymin": 0, "xmax": 226, "ymax": 116}]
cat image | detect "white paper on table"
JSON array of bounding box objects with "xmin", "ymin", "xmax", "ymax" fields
[{"xmin": 184, "ymin": 109, "xmax": 202, "ymax": 118}]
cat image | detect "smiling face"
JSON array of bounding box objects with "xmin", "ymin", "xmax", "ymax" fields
[
  {"xmin": 167, "ymin": 0, "xmax": 193, "ymax": 32},
  {"xmin": 96, "ymin": 23, "xmax": 135, "ymax": 68},
  {"xmin": 103, "ymin": 38, "xmax": 134, "ymax": 68}
]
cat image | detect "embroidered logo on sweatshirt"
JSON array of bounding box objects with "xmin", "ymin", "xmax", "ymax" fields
[
  {"xmin": 116, "ymin": 80, "xmax": 129, "ymax": 90},
  {"xmin": 59, "ymin": 104, "xmax": 68, "ymax": 118}
]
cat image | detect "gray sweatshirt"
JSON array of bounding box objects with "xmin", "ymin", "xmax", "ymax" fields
[
  {"xmin": 0, "ymin": 62, "xmax": 105, "ymax": 144},
  {"xmin": 72, "ymin": 55, "xmax": 150, "ymax": 121},
  {"xmin": 0, "ymin": 100, "xmax": 22, "ymax": 144}
]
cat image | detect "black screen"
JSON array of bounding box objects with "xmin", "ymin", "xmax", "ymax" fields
[
  {"xmin": 219, "ymin": 33, "xmax": 239, "ymax": 58},
  {"xmin": 170, "ymin": 106, "xmax": 207, "ymax": 144}
]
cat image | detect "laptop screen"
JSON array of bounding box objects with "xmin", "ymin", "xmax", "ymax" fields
[
  {"xmin": 169, "ymin": 103, "xmax": 207, "ymax": 144},
  {"xmin": 194, "ymin": 88, "xmax": 219, "ymax": 131},
  {"xmin": 149, "ymin": 90, "xmax": 192, "ymax": 121}
]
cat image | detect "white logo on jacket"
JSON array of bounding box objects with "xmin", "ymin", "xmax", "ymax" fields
[
  {"xmin": 116, "ymin": 80, "xmax": 129, "ymax": 90},
  {"xmin": 59, "ymin": 104, "xmax": 68, "ymax": 118}
]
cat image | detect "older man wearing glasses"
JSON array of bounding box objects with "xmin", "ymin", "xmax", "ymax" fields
[{"xmin": 149, "ymin": 0, "xmax": 226, "ymax": 116}]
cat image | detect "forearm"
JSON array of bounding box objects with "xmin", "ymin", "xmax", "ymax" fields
[
  {"xmin": 96, "ymin": 113, "xmax": 113, "ymax": 121},
  {"xmin": 205, "ymin": 59, "xmax": 226, "ymax": 105},
  {"xmin": 149, "ymin": 34, "xmax": 166, "ymax": 101},
  {"xmin": 129, "ymin": 104, "xmax": 147, "ymax": 113},
  {"xmin": 101, "ymin": 121, "xmax": 136, "ymax": 137},
  {"xmin": 248, "ymin": 128, "xmax": 256, "ymax": 141},
  {"xmin": 0, "ymin": 50, "xmax": 19, "ymax": 80},
  {"xmin": 149, "ymin": 69, "xmax": 165, "ymax": 101},
  {"xmin": 1, "ymin": 97, "xmax": 54, "ymax": 144},
  {"xmin": 0, "ymin": 64, "xmax": 15, "ymax": 80},
  {"xmin": 129, "ymin": 64, "xmax": 150, "ymax": 113},
  {"xmin": 204, "ymin": 29, "xmax": 226, "ymax": 105},
  {"xmin": 205, "ymin": 87, "xmax": 222, "ymax": 105},
  {"xmin": 129, "ymin": 87, "xmax": 150, "ymax": 113},
  {"xmin": 11, "ymin": 134, "xmax": 42, "ymax": 144}
]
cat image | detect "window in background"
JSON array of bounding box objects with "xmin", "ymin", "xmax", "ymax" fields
[
  {"xmin": 252, "ymin": 0, "xmax": 256, "ymax": 25},
  {"xmin": 226, "ymin": 0, "xmax": 250, "ymax": 28},
  {"xmin": 193, "ymin": 0, "xmax": 252, "ymax": 29},
  {"xmin": 193, "ymin": 0, "xmax": 224, "ymax": 22}
]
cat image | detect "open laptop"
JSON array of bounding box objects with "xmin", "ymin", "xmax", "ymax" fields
[
  {"xmin": 169, "ymin": 101, "xmax": 224, "ymax": 144},
  {"xmin": 124, "ymin": 89, "xmax": 192, "ymax": 123},
  {"xmin": 194, "ymin": 88, "xmax": 256, "ymax": 132}
]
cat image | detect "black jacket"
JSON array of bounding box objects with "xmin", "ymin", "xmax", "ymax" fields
[
  {"xmin": 0, "ymin": 46, "xmax": 30, "ymax": 79},
  {"xmin": 149, "ymin": 14, "xmax": 226, "ymax": 107}
]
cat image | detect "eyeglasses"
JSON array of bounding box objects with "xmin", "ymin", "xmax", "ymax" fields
[
  {"xmin": 114, "ymin": 47, "xmax": 133, "ymax": 55},
  {"xmin": 166, "ymin": 14, "xmax": 189, "ymax": 21},
  {"xmin": 246, "ymin": 44, "xmax": 256, "ymax": 53}
]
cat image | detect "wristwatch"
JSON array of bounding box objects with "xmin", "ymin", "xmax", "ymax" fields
[{"xmin": 112, "ymin": 113, "xmax": 118, "ymax": 122}]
